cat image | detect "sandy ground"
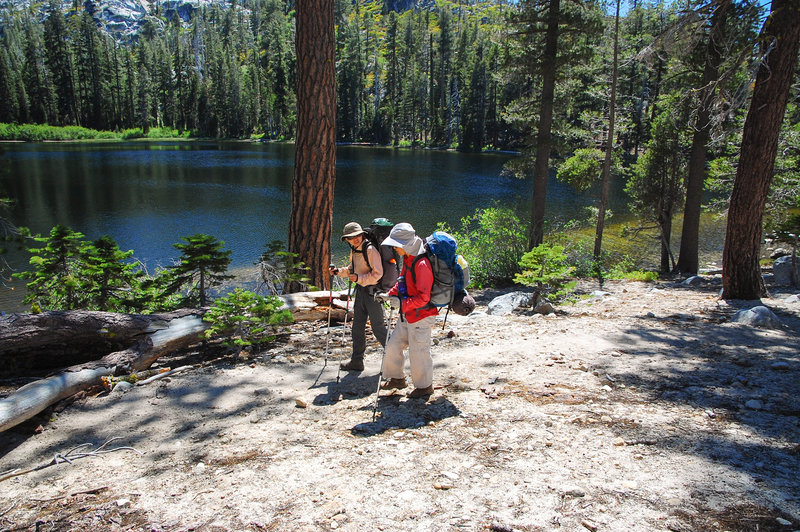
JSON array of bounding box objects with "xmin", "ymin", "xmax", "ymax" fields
[{"xmin": 0, "ymin": 278, "xmax": 799, "ymax": 532}]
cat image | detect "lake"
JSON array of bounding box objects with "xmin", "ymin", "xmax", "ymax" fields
[{"xmin": 0, "ymin": 141, "xmax": 630, "ymax": 312}]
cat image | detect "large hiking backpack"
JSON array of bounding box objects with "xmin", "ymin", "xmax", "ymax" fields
[
  {"xmin": 409, "ymin": 231, "xmax": 472, "ymax": 316},
  {"xmin": 359, "ymin": 218, "xmax": 400, "ymax": 292}
]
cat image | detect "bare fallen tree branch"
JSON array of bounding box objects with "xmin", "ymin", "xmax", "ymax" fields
[{"xmin": 0, "ymin": 437, "xmax": 141, "ymax": 482}]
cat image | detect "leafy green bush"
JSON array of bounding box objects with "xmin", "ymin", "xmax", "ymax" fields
[
  {"xmin": 514, "ymin": 243, "xmax": 576, "ymax": 301},
  {"xmin": 557, "ymin": 148, "xmax": 604, "ymax": 191},
  {"xmin": 0, "ymin": 123, "xmax": 113, "ymax": 141},
  {"xmin": 203, "ymin": 289, "xmax": 293, "ymax": 350},
  {"xmin": 614, "ymin": 270, "xmax": 658, "ymax": 282},
  {"xmin": 606, "ymin": 255, "xmax": 658, "ymax": 281},
  {"xmin": 440, "ymin": 206, "xmax": 528, "ymax": 288}
]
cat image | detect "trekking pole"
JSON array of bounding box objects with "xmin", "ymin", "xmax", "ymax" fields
[
  {"xmin": 323, "ymin": 264, "xmax": 335, "ymax": 370},
  {"xmin": 341, "ymin": 280, "xmax": 353, "ymax": 346},
  {"xmin": 372, "ymin": 303, "xmax": 396, "ymax": 422},
  {"xmin": 336, "ymin": 280, "xmax": 353, "ymax": 383}
]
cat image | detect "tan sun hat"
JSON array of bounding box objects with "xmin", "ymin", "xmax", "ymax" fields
[{"xmin": 341, "ymin": 221, "xmax": 366, "ymax": 241}]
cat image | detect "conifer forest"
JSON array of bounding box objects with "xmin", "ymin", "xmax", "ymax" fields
[
  {"xmin": 0, "ymin": 0, "xmax": 798, "ymax": 294},
  {"xmin": 0, "ymin": 1, "xmax": 792, "ymax": 152}
]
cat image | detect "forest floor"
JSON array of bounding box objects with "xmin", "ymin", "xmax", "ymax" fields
[{"xmin": 0, "ymin": 277, "xmax": 799, "ymax": 532}]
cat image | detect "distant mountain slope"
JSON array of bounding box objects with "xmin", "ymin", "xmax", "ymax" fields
[
  {"xmin": 0, "ymin": 0, "xmax": 436, "ymax": 40},
  {"xmin": 0, "ymin": 0, "xmax": 229, "ymax": 39}
]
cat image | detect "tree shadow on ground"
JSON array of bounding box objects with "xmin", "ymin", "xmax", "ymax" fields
[
  {"xmin": 0, "ymin": 355, "xmax": 288, "ymax": 467},
  {"xmin": 592, "ymin": 304, "xmax": 800, "ymax": 514}
]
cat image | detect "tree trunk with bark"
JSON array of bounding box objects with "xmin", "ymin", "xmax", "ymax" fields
[
  {"xmin": 721, "ymin": 0, "xmax": 800, "ymax": 300},
  {"xmin": 288, "ymin": 0, "xmax": 337, "ymax": 292},
  {"xmin": 0, "ymin": 292, "xmax": 353, "ymax": 432},
  {"xmin": 676, "ymin": 0, "xmax": 730, "ymax": 275},
  {"xmin": 0, "ymin": 310, "xmax": 208, "ymax": 432},
  {"xmin": 0, "ymin": 309, "xmax": 203, "ymax": 377},
  {"xmin": 594, "ymin": 0, "xmax": 620, "ymax": 264},
  {"xmin": 529, "ymin": 0, "xmax": 560, "ymax": 250}
]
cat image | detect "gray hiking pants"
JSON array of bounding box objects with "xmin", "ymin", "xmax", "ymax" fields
[{"xmin": 351, "ymin": 284, "xmax": 388, "ymax": 361}]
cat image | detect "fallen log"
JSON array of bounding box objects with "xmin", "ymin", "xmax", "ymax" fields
[
  {"xmin": 279, "ymin": 290, "xmax": 352, "ymax": 322},
  {"xmin": 0, "ymin": 309, "xmax": 203, "ymax": 377},
  {"xmin": 0, "ymin": 291, "xmax": 353, "ymax": 432},
  {"xmin": 0, "ymin": 313, "xmax": 207, "ymax": 433}
]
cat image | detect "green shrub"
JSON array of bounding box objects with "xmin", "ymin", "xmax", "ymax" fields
[
  {"xmin": 0, "ymin": 123, "xmax": 192, "ymax": 142},
  {"xmin": 614, "ymin": 270, "xmax": 658, "ymax": 282},
  {"xmin": 203, "ymin": 289, "xmax": 293, "ymax": 350},
  {"xmin": 440, "ymin": 206, "xmax": 528, "ymax": 288},
  {"xmin": 121, "ymin": 128, "xmax": 145, "ymax": 139},
  {"xmin": 514, "ymin": 243, "xmax": 576, "ymax": 301},
  {"xmin": 0, "ymin": 123, "xmax": 112, "ymax": 141},
  {"xmin": 606, "ymin": 255, "xmax": 658, "ymax": 281}
]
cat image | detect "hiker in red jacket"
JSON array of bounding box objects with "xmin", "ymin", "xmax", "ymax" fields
[{"xmin": 377, "ymin": 223, "xmax": 438, "ymax": 399}]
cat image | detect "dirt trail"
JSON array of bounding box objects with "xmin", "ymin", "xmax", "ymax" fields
[{"xmin": 1, "ymin": 279, "xmax": 799, "ymax": 531}]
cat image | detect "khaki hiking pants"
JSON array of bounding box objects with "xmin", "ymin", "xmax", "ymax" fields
[{"xmin": 382, "ymin": 315, "xmax": 436, "ymax": 389}]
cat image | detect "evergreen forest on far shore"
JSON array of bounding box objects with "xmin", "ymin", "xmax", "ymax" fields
[{"xmin": 0, "ymin": 0, "xmax": 798, "ymax": 289}]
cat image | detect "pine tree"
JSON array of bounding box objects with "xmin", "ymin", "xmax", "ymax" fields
[
  {"xmin": 0, "ymin": 46, "xmax": 20, "ymax": 123},
  {"xmin": 462, "ymin": 41, "xmax": 487, "ymax": 151},
  {"xmin": 80, "ymin": 235, "xmax": 142, "ymax": 312},
  {"xmin": 337, "ymin": 10, "xmax": 364, "ymax": 140},
  {"xmin": 15, "ymin": 225, "xmax": 87, "ymax": 311},
  {"xmin": 627, "ymin": 98, "xmax": 690, "ymax": 272},
  {"xmin": 162, "ymin": 234, "xmax": 233, "ymax": 308},
  {"xmin": 504, "ymin": 0, "xmax": 603, "ymax": 248},
  {"xmin": 722, "ymin": 0, "xmax": 800, "ymax": 299},
  {"xmin": 23, "ymin": 17, "xmax": 58, "ymax": 125},
  {"xmin": 44, "ymin": 1, "xmax": 78, "ymax": 125},
  {"xmin": 74, "ymin": 11, "xmax": 109, "ymax": 129},
  {"xmin": 289, "ymin": 0, "xmax": 336, "ymax": 291}
]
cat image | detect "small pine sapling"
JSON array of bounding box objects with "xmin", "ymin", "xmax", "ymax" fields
[
  {"xmin": 514, "ymin": 243, "xmax": 576, "ymax": 303},
  {"xmin": 203, "ymin": 289, "xmax": 293, "ymax": 354}
]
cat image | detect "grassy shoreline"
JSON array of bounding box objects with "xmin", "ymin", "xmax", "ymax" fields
[
  {"xmin": 0, "ymin": 123, "xmax": 522, "ymax": 155},
  {"xmin": 0, "ymin": 123, "xmax": 215, "ymax": 142}
]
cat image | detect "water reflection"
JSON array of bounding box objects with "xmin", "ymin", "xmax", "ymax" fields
[{"xmin": 0, "ymin": 141, "xmax": 632, "ymax": 312}]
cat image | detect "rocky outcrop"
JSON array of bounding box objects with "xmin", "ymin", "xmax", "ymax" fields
[
  {"xmin": 383, "ymin": 0, "xmax": 436, "ymax": 12},
  {"xmin": 773, "ymin": 255, "xmax": 799, "ymax": 286},
  {"xmin": 0, "ymin": 0, "xmax": 229, "ymax": 40}
]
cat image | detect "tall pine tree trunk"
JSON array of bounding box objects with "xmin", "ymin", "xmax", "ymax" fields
[
  {"xmin": 676, "ymin": 0, "xmax": 730, "ymax": 275},
  {"xmin": 288, "ymin": 0, "xmax": 336, "ymax": 292},
  {"xmin": 529, "ymin": 0, "xmax": 560, "ymax": 249},
  {"xmin": 594, "ymin": 0, "xmax": 620, "ymax": 266},
  {"xmin": 721, "ymin": 0, "xmax": 800, "ymax": 300}
]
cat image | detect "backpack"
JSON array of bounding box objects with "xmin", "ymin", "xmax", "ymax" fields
[
  {"xmin": 409, "ymin": 231, "xmax": 471, "ymax": 316},
  {"xmin": 358, "ymin": 218, "xmax": 400, "ymax": 292}
]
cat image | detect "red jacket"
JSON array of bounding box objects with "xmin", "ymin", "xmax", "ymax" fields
[{"xmin": 388, "ymin": 254, "xmax": 439, "ymax": 323}]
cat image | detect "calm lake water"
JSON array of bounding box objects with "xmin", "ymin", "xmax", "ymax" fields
[{"xmin": 0, "ymin": 141, "xmax": 631, "ymax": 312}]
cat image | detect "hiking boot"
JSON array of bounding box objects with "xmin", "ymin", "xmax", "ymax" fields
[
  {"xmin": 380, "ymin": 378, "xmax": 407, "ymax": 390},
  {"xmin": 407, "ymin": 385, "xmax": 434, "ymax": 399},
  {"xmin": 339, "ymin": 359, "xmax": 364, "ymax": 372}
]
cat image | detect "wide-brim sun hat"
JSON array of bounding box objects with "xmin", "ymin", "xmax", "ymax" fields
[
  {"xmin": 341, "ymin": 221, "xmax": 366, "ymax": 241},
  {"xmin": 382, "ymin": 223, "xmax": 425, "ymax": 255}
]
